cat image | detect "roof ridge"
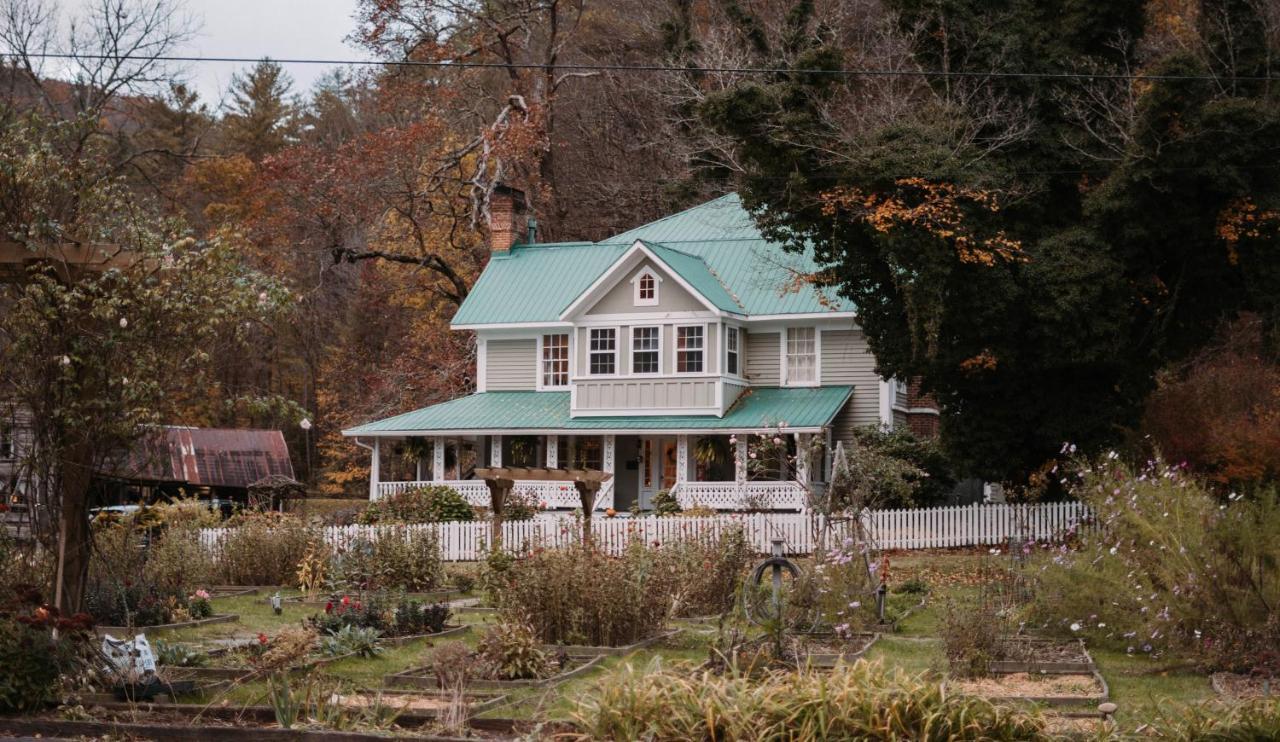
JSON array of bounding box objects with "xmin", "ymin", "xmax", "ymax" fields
[{"xmin": 606, "ymin": 192, "xmax": 740, "ymax": 242}]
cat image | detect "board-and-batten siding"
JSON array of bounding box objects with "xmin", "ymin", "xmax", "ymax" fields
[
  {"xmin": 744, "ymin": 331, "xmax": 779, "ymax": 385},
  {"xmin": 821, "ymin": 329, "xmax": 882, "ymax": 449},
  {"xmin": 485, "ymin": 338, "xmax": 536, "ymax": 390}
]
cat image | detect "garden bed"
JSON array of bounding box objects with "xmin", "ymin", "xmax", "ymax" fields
[
  {"xmin": 539, "ymin": 629, "xmax": 681, "ymax": 657},
  {"xmin": 386, "ymin": 653, "xmax": 605, "ymax": 691},
  {"xmin": 792, "ymin": 632, "xmax": 879, "ymax": 668},
  {"xmin": 989, "ymin": 638, "xmax": 1097, "ymax": 674},
  {"xmin": 1211, "ymin": 672, "xmax": 1279, "ymax": 700},
  {"xmin": 96, "ymin": 613, "xmax": 239, "ymax": 635},
  {"xmin": 159, "ymin": 651, "xmax": 357, "ymax": 682},
  {"xmin": 946, "ymin": 671, "xmax": 1109, "ymax": 706},
  {"xmin": 379, "ymin": 624, "xmax": 470, "ymax": 647}
]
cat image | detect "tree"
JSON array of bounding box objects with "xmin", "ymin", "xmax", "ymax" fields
[
  {"xmin": 696, "ymin": 0, "xmax": 1280, "ymax": 482},
  {"xmin": 222, "ymin": 59, "xmax": 299, "ymax": 161},
  {"xmin": 0, "ymin": 113, "xmax": 285, "ymax": 612}
]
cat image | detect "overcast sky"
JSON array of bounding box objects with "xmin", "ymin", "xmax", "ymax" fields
[{"xmin": 66, "ymin": 0, "xmax": 370, "ymax": 108}]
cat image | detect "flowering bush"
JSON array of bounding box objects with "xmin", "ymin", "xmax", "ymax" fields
[
  {"xmin": 310, "ymin": 594, "xmax": 390, "ymax": 635},
  {"xmin": 665, "ymin": 528, "xmax": 753, "ymax": 617},
  {"xmin": 1032, "ymin": 454, "xmax": 1280, "ymax": 674},
  {"xmin": 188, "ymin": 590, "xmax": 213, "ymax": 619},
  {"xmin": 0, "ymin": 586, "xmax": 95, "ymax": 712},
  {"xmin": 785, "ymin": 536, "xmax": 883, "ymax": 635},
  {"xmin": 358, "ymin": 485, "xmax": 474, "ymax": 523}
]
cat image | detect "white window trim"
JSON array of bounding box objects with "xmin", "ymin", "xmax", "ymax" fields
[
  {"xmin": 629, "ymin": 325, "xmax": 662, "ymax": 375},
  {"xmin": 675, "ymin": 323, "xmax": 708, "ymax": 375},
  {"xmin": 587, "ymin": 326, "xmax": 621, "ymax": 377},
  {"xmin": 724, "ymin": 324, "xmax": 743, "ymax": 379},
  {"xmin": 781, "ymin": 327, "xmax": 821, "ymax": 387},
  {"xmin": 536, "ymin": 332, "xmax": 571, "ymax": 390},
  {"xmin": 630, "ymin": 268, "xmax": 662, "ymax": 307}
]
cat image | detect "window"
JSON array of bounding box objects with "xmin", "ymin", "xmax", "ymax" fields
[
  {"xmin": 633, "ymin": 269, "xmax": 659, "ymax": 306},
  {"xmin": 676, "ymin": 325, "xmax": 704, "ymax": 373},
  {"xmin": 632, "ymin": 326, "xmax": 660, "ymax": 374},
  {"xmin": 0, "ymin": 421, "xmax": 12, "ymax": 460},
  {"xmin": 785, "ymin": 327, "xmax": 817, "ymax": 385},
  {"xmin": 894, "ymin": 378, "xmax": 909, "ymax": 407},
  {"xmin": 540, "ymin": 334, "xmax": 569, "ymax": 388},
  {"xmin": 725, "ymin": 326, "xmax": 740, "ymax": 376},
  {"xmin": 589, "ymin": 328, "xmax": 617, "ymax": 375}
]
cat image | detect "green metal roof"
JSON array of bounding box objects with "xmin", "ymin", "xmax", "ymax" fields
[
  {"xmin": 451, "ymin": 194, "xmax": 853, "ymax": 326},
  {"xmin": 344, "ymin": 386, "xmax": 853, "ymax": 435}
]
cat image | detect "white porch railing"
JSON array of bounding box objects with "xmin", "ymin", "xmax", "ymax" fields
[
  {"xmin": 377, "ymin": 479, "xmax": 613, "ymax": 510},
  {"xmin": 672, "ymin": 481, "xmax": 808, "ymax": 511}
]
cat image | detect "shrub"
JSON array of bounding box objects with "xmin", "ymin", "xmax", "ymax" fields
[
  {"xmin": 448, "ymin": 569, "xmax": 476, "ymax": 594},
  {"xmin": 495, "ymin": 543, "xmax": 676, "ymax": 647},
  {"xmin": 940, "ymin": 597, "xmax": 1006, "ymax": 677},
  {"xmin": 504, "ymin": 488, "xmax": 540, "ymax": 521},
  {"xmin": 476, "ymin": 620, "xmax": 552, "ymax": 680},
  {"xmin": 1032, "ymin": 456, "xmax": 1280, "ymax": 674},
  {"xmin": 317, "ymin": 624, "xmax": 382, "ymax": 658},
  {"xmin": 651, "ymin": 489, "xmax": 680, "ymax": 516},
  {"xmin": 784, "ymin": 537, "xmax": 883, "ymax": 635},
  {"xmin": 394, "ymin": 599, "xmax": 450, "ymax": 636},
  {"xmin": 665, "ymin": 528, "xmax": 752, "ymax": 617},
  {"xmin": 328, "ymin": 531, "xmax": 443, "ymax": 592},
  {"xmin": 477, "ymin": 548, "xmax": 515, "ymax": 606},
  {"xmin": 213, "ymin": 512, "xmax": 317, "ymax": 586},
  {"xmin": 572, "ymin": 659, "xmax": 1047, "ymax": 741},
  {"xmin": 0, "ymin": 596, "xmax": 95, "ymax": 713},
  {"xmin": 358, "ymin": 485, "xmax": 474, "ymax": 524},
  {"xmin": 310, "ymin": 594, "xmax": 391, "ymax": 635},
  {"xmin": 85, "ymin": 519, "xmax": 207, "ymax": 627},
  {"xmin": 154, "ymin": 639, "xmax": 207, "ymax": 667},
  {"xmin": 427, "ymin": 642, "xmax": 473, "ymax": 690}
]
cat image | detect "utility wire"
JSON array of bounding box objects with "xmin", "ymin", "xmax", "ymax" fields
[{"xmin": 8, "ymin": 51, "xmax": 1280, "ymax": 83}]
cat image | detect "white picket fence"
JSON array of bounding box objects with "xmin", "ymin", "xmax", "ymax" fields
[{"xmin": 197, "ymin": 502, "xmax": 1090, "ymax": 561}]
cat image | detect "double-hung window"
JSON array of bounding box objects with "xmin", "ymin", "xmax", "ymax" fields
[
  {"xmin": 589, "ymin": 328, "xmax": 617, "ymax": 375},
  {"xmin": 784, "ymin": 327, "xmax": 817, "ymax": 385},
  {"xmin": 632, "ymin": 326, "xmax": 660, "ymax": 374},
  {"xmin": 540, "ymin": 334, "xmax": 569, "ymax": 388},
  {"xmin": 676, "ymin": 325, "xmax": 704, "ymax": 373},
  {"xmin": 725, "ymin": 326, "xmax": 740, "ymax": 376}
]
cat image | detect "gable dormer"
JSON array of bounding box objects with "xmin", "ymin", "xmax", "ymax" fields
[{"xmin": 561, "ymin": 240, "xmax": 735, "ymax": 321}]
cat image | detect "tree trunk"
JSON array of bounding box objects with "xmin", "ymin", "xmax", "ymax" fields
[
  {"xmin": 574, "ymin": 481, "xmax": 597, "ymax": 548},
  {"xmin": 54, "ymin": 446, "xmax": 96, "ymax": 613},
  {"xmin": 485, "ymin": 478, "xmax": 511, "ymax": 551}
]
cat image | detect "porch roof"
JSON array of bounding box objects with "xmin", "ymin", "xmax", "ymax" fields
[{"xmin": 342, "ymin": 386, "xmax": 853, "ymax": 436}]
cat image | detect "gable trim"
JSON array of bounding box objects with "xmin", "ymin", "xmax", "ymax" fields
[{"xmin": 559, "ymin": 240, "xmax": 733, "ymax": 321}]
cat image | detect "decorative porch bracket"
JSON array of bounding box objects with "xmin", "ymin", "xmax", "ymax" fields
[{"xmin": 474, "ymin": 467, "xmax": 613, "ymax": 548}]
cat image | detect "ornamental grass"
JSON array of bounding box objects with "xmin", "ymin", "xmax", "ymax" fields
[{"xmin": 572, "ymin": 658, "xmax": 1048, "ymax": 741}]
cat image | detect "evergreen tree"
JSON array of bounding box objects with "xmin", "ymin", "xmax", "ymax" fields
[{"xmin": 223, "ymin": 58, "xmax": 298, "ymax": 160}]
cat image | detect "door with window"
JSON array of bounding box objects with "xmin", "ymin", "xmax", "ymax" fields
[{"xmin": 638, "ymin": 436, "xmax": 678, "ymax": 510}]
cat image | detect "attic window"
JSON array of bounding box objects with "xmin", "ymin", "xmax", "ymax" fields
[{"xmin": 633, "ymin": 269, "xmax": 659, "ymax": 306}]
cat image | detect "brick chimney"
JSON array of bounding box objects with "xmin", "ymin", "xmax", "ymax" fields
[{"xmin": 488, "ymin": 186, "xmax": 527, "ymax": 253}]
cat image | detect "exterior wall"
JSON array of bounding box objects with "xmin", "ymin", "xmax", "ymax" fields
[
  {"xmin": 820, "ymin": 329, "xmax": 881, "ymax": 427},
  {"xmin": 584, "ymin": 261, "xmax": 706, "ymax": 316},
  {"xmin": 574, "ymin": 378, "xmax": 718, "ymax": 413},
  {"xmin": 744, "ymin": 331, "xmax": 780, "ymax": 385},
  {"xmin": 722, "ymin": 381, "xmax": 749, "ymax": 414},
  {"xmin": 485, "ymin": 338, "xmax": 537, "ymax": 391},
  {"xmin": 830, "ymin": 397, "xmax": 860, "ymax": 454}
]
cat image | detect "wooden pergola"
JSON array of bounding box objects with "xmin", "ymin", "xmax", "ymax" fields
[{"xmin": 473, "ymin": 467, "xmax": 612, "ymax": 547}]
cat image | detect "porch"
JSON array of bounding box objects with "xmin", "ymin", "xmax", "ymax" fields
[{"xmin": 366, "ymin": 432, "xmax": 816, "ymax": 512}]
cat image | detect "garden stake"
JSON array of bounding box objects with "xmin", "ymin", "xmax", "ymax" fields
[{"xmin": 271, "ymin": 592, "xmax": 282, "ymax": 615}]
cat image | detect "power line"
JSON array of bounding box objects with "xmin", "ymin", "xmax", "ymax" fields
[{"xmin": 8, "ymin": 51, "xmax": 1279, "ymax": 83}]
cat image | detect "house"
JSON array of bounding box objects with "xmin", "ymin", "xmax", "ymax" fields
[{"xmin": 343, "ymin": 191, "xmax": 938, "ymax": 512}]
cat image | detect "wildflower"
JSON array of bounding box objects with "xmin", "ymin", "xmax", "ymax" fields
[
  {"xmin": 1070, "ymin": 622, "xmax": 1082, "ymax": 632},
  {"xmin": 194, "ymin": 589, "xmax": 210, "ymax": 600},
  {"xmin": 849, "ymin": 601, "xmax": 861, "ymax": 609},
  {"xmin": 325, "ymin": 601, "xmax": 333, "ymax": 614},
  {"xmin": 119, "ymin": 317, "xmax": 128, "ymax": 329},
  {"xmin": 258, "ymin": 633, "xmax": 269, "ymax": 645}
]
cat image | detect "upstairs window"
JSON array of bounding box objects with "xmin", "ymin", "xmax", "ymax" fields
[
  {"xmin": 676, "ymin": 325, "xmax": 704, "ymax": 373},
  {"xmin": 540, "ymin": 334, "xmax": 569, "ymax": 388},
  {"xmin": 589, "ymin": 328, "xmax": 617, "ymax": 375},
  {"xmin": 0, "ymin": 409, "xmax": 13, "ymax": 460},
  {"xmin": 785, "ymin": 327, "xmax": 817, "ymax": 385},
  {"xmin": 633, "ymin": 269, "xmax": 659, "ymax": 306},
  {"xmin": 725, "ymin": 326, "xmax": 740, "ymax": 376},
  {"xmin": 632, "ymin": 326, "xmax": 660, "ymax": 374}
]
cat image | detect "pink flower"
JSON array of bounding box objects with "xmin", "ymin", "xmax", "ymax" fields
[{"xmin": 194, "ymin": 589, "xmax": 210, "ymax": 600}]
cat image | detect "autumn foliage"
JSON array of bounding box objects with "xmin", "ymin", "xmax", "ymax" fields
[{"xmin": 1143, "ymin": 316, "xmax": 1280, "ymax": 486}]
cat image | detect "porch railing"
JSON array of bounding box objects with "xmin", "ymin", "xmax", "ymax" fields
[
  {"xmin": 671, "ymin": 481, "xmax": 808, "ymax": 511},
  {"xmin": 376, "ymin": 479, "xmax": 613, "ymax": 510}
]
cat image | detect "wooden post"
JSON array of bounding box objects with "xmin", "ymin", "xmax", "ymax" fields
[
  {"xmin": 369, "ymin": 438, "xmax": 381, "ymax": 500},
  {"xmin": 546, "ymin": 434, "xmax": 558, "ymax": 468},
  {"xmin": 484, "ymin": 477, "xmax": 513, "ymax": 550},
  {"xmin": 573, "ymin": 480, "xmax": 600, "ymax": 548},
  {"xmin": 432, "ymin": 436, "xmax": 445, "ymax": 482}
]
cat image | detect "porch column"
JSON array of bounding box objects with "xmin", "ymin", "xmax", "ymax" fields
[
  {"xmin": 734, "ymin": 435, "xmax": 748, "ymax": 489},
  {"xmin": 490, "ymin": 434, "xmax": 503, "ymax": 467},
  {"xmin": 369, "ymin": 438, "xmax": 381, "ymax": 500},
  {"xmin": 601, "ymin": 435, "xmax": 616, "ymax": 509},
  {"xmin": 432, "ymin": 436, "xmax": 445, "ymax": 482},
  {"xmin": 415, "ymin": 445, "xmax": 424, "ymax": 482},
  {"xmin": 795, "ymin": 433, "xmax": 810, "ymax": 484},
  {"xmin": 546, "ymin": 434, "xmax": 559, "ymax": 468},
  {"xmin": 676, "ymin": 434, "xmax": 689, "ymax": 485}
]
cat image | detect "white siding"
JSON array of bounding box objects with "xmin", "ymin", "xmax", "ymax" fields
[
  {"xmin": 744, "ymin": 331, "xmax": 779, "ymax": 385},
  {"xmin": 485, "ymin": 338, "xmax": 536, "ymax": 391}
]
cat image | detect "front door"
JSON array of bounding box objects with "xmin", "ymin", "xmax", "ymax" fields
[{"xmin": 637, "ymin": 436, "xmax": 677, "ymax": 510}]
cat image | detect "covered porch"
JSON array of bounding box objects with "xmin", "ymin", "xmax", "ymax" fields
[{"xmin": 343, "ymin": 386, "xmax": 853, "ymax": 513}]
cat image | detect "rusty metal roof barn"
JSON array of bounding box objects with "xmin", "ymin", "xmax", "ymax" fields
[{"xmin": 110, "ymin": 426, "xmax": 295, "ymax": 490}]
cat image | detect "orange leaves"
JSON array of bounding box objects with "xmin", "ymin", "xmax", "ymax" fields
[
  {"xmin": 1215, "ymin": 197, "xmax": 1279, "ymax": 265},
  {"xmin": 820, "ymin": 179, "xmax": 1026, "ymax": 266},
  {"xmin": 959, "ymin": 351, "xmax": 999, "ymax": 374}
]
